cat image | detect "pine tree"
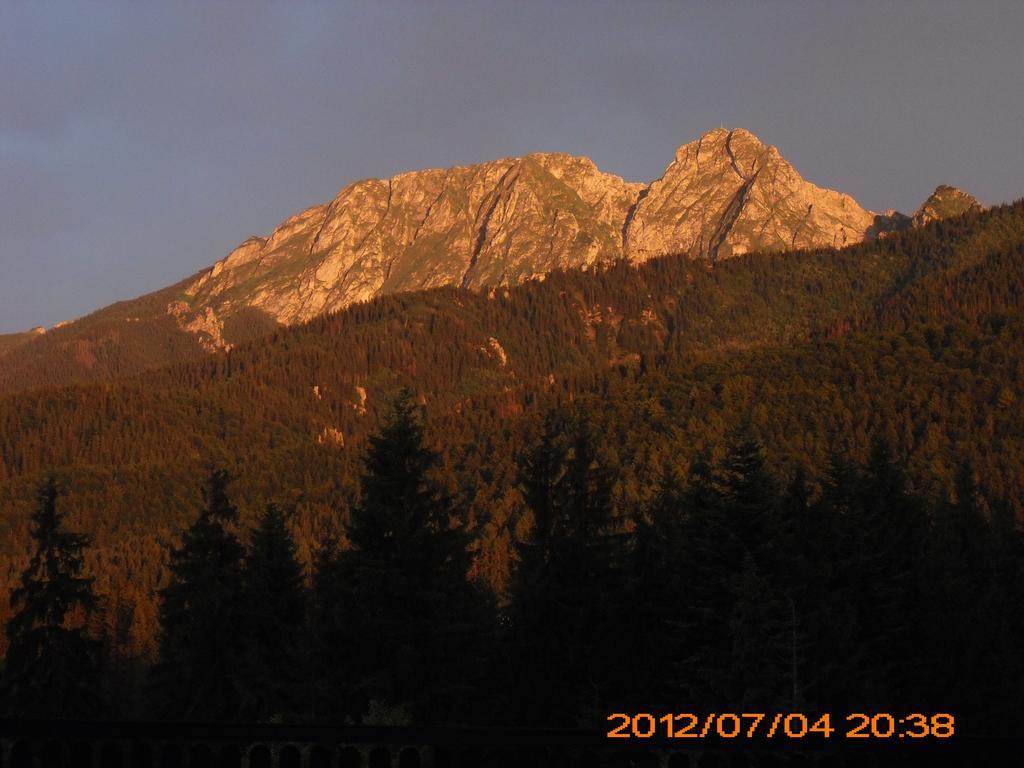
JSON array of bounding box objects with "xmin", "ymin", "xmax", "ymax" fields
[
  {"xmin": 621, "ymin": 466, "xmax": 689, "ymax": 709},
  {"xmin": 672, "ymin": 453, "xmax": 738, "ymax": 709},
  {"xmin": 508, "ymin": 410, "xmax": 624, "ymax": 725},
  {"xmin": 518, "ymin": 409, "xmax": 569, "ymax": 561},
  {"xmin": 849, "ymin": 438, "xmax": 927, "ymax": 709},
  {"xmin": 921, "ymin": 462, "xmax": 986, "ymax": 718},
  {"xmin": 152, "ymin": 469, "xmax": 246, "ymax": 720},
  {"xmin": 323, "ymin": 390, "xmax": 492, "ymax": 724},
  {"xmin": 801, "ymin": 452, "xmax": 869, "ymax": 711},
  {"xmin": 718, "ymin": 420, "xmax": 778, "ymax": 561},
  {"xmin": 674, "ymin": 432, "xmax": 797, "ymax": 711},
  {"xmin": 726, "ymin": 450, "xmax": 804, "ymax": 711},
  {"xmin": 309, "ymin": 535, "xmax": 357, "ymax": 722},
  {"xmin": 347, "ymin": 390, "xmax": 462, "ymax": 571},
  {"xmin": 1, "ymin": 475, "xmax": 104, "ymax": 718},
  {"xmin": 505, "ymin": 409, "xmax": 569, "ymax": 724},
  {"xmin": 729, "ymin": 552, "xmax": 795, "ymax": 710},
  {"xmin": 776, "ymin": 466, "xmax": 825, "ymax": 708},
  {"xmin": 237, "ymin": 503, "xmax": 307, "ymax": 721}
]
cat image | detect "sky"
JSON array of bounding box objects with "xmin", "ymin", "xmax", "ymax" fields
[{"xmin": 2, "ymin": 2, "xmax": 1023, "ymax": 333}]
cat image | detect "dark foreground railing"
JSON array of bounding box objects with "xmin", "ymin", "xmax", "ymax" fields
[{"xmin": 0, "ymin": 720, "xmax": 1011, "ymax": 768}]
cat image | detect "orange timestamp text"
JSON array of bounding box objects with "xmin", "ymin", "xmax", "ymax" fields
[{"xmin": 607, "ymin": 712, "xmax": 955, "ymax": 740}]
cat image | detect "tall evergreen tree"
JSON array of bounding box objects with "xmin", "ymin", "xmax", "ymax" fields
[
  {"xmin": 621, "ymin": 466, "xmax": 689, "ymax": 710},
  {"xmin": 152, "ymin": 469, "xmax": 246, "ymax": 720},
  {"xmin": 802, "ymin": 452, "xmax": 869, "ymax": 710},
  {"xmin": 237, "ymin": 503, "xmax": 307, "ymax": 722},
  {"xmin": 508, "ymin": 410, "xmax": 624, "ymax": 726},
  {"xmin": 320, "ymin": 390, "xmax": 492, "ymax": 724},
  {"xmin": 673, "ymin": 431, "xmax": 796, "ymax": 711},
  {"xmin": 518, "ymin": 409, "xmax": 569, "ymax": 561},
  {"xmin": 309, "ymin": 535, "xmax": 356, "ymax": 722},
  {"xmin": 728, "ymin": 551, "xmax": 796, "ymax": 710},
  {"xmin": 716, "ymin": 428, "xmax": 800, "ymax": 711},
  {"xmin": 846, "ymin": 438, "xmax": 926, "ymax": 709},
  {"xmin": 672, "ymin": 452, "xmax": 739, "ymax": 708},
  {"xmin": 718, "ymin": 420, "xmax": 779, "ymax": 561},
  {"xmin": 1, "ymin": 475, "xmax": 104, "ymax": 718}
]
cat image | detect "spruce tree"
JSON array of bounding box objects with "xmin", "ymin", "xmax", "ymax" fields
[
  {"xmin": 152, "ymin": 469, "xmax": 246, "ymax": 720},
  {"xmin": 718, "ymin": 420, "xmax": 778, "ymax": 561},
  {"xmin": 237, "ymin": 503, "xmax": 307, "ymax": 722},
  {"xmin": 672, "ymin": 453, "xmax": 737, "ymax": 709},
  {"xmin": 504, "ymin": 409, "xmax": 570, "ymax": 724},
  {"xmin": 717, "ymin": 427, "xmax": 800, "ymax": 710},
  {"xmin": 508, "ymin": 410, "xmax": 623, "ymax": 725},
  {"xmin": 309, "ymin": 535, "xmax": 356, "ymax": 722},
  {"xmin": 729, "ymin": 552, "xmax": 796, "ymax": 710},
  {"xmin": 1, "ymin": 475, "xmax": 104, "ymax": 718},
  {"xmin": 518, "ymin": 409, "xmax": 569, "ymax": 560},
  {"xmin": 806, "ymin": 452, "xmax": 869, "ymax": 710},
  {"xmin": 674, "ymin": 431, "xmax": 796, "ymax": 711},
  {"xmin": 923, "ymin": 461, "xmax": 1001, "ymax": 724},
  {"xmin": 846, "ymin": 438, "xmax": 926, "ymax": 709},
  {"xmin": 324, "ymin": 390, "xmax": 492, "ymax": 724},
  {"xmin": 622, "ymin": 466, "xmax": 689, "ymax": 709}
]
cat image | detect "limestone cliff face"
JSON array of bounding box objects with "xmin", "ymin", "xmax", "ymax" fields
[
  {"xmin": 624, "ymin": 128, "xmax": 874, "ymax": 262},
  {"xmin": 913, "ymin": 185, "xmax": 982, "ymax": 227},
  {"xmin": 175, "ymin": 128, "xmax": 877, "ymax": 331},
  {"xmin": 184, "ymin": 153, "xmax": 641, "ymax": 326}
]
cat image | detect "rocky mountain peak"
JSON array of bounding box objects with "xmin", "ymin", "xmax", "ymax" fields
[
  {"xmin": 668, "ymin": 127, "xmax": 766, "ymax": 173},
  {"xmin": 129, "ymin": 129, "xmax": 882, "ymax": 342},
  {"xmin": 913, "ymin": 185, "xmax": 982, "ymax": 227},
  {"xmin": 624, "ymin": 127, "xmax": 874, "ymax": 263}
]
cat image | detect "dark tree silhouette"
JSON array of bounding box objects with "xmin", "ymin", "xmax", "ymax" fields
[
  {"xmin": 317, "ymin": 390, "xmax": 493, "ymax": 724},
  {"xmin": 1, "ymin": 475, "xmax": 104, "ymax": 718},
  {"xmin": 152, "ymin": 469, "xmax": 246, "ymax": 720},
  {"xmin": 508, "ymin": 411, "xmax": 625, "ymax": 725},
  {"xmin": 841, "ymin": 439, "xmax": 927, "ymax": 710},
  {"xmin": 621, "ymin": 466, "xmax": 689, "ymax": 710},
  {"xmin": 309, "ymin": 535, "xmax": 356, "ymax": 722},
  {"xmin": 718, "ymin": 424, "xmax": 795, "ymax": 709},
  {"xmin": 237, "ymin": 503, "xmax": 308, "ymax": 722}
]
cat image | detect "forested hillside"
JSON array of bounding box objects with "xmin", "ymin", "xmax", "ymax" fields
[
  {"xmin": 0, "ymin": 332, "xmax": 38, "ymax": 357},
  {"xmin": 1, "ymin": 201, "xmax": 1023, "ymax": 703},
  {"xmin": 0, "ymin": 278, "xmax": 280, "ymax": 395}
]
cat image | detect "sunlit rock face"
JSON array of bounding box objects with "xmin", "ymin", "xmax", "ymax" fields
[
  {"xmin": 912, "ymin": 185, "xmax": 983, "ymax": 227},
  {"xmin": 176, "ymin": 128, "xmax": 878, "ymax": 330},
  {"xmin": 624, "ymin": 128, "xmax": 875, "ymax": 262}
]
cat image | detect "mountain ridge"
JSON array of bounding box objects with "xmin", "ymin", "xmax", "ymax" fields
[
  {"xmin": 180, "ymin": 127, "xmax": 878, "ymax": 335},
  {"xmin": 0, "ymin": 129, "xmax": 985, "ymax": 394}
]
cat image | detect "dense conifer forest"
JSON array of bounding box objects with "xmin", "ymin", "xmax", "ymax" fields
[{"xmin": 1, "ymin": 202, "xmax": 1023, "ymax": 731}]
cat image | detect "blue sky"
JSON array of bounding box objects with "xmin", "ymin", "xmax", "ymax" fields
[{"xmin": 2, "ymin": 1, "xmax": 1022, "ymax": 332}]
